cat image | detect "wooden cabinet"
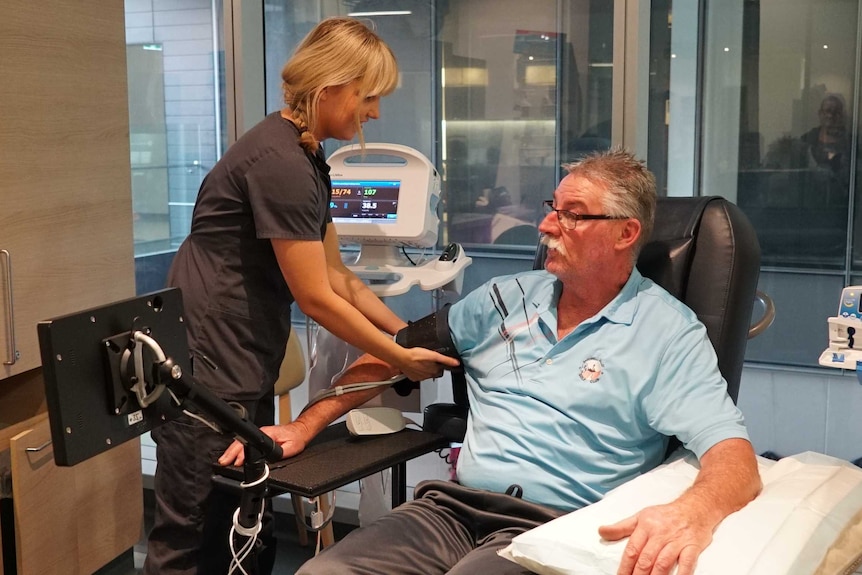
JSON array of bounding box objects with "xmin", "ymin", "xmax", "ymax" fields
[
  {"xmin": 0, "ymin": 0, "xmax": 135, "ymax": 379},
  {"xmin": 2, "ymin": 417, "xmax": 142, "ymax": 575},
  {"xmin": 0, "ymin": 2, "xmax": 141, "ymax": 573}
]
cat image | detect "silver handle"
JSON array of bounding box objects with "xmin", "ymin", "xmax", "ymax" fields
[
  {"xmin": 1, "ymin": 249, "xmax": 17, "ymax": 365},
  {"xmin": 749, "ymin": 290, "xmax": 776, "ymax": 339},
  {"xmin": 25, "ymin": 440, "xmax": 52, "ymax": 453}
]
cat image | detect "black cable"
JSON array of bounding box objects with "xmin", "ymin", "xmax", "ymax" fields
[{"xmin": 401, "ymin": 245, "xmax": 417, "ymax": 265}]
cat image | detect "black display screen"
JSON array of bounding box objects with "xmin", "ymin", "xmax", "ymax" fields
[{"xmin": 330, "ymin": 179, "xmax": 400, "ymax": 223}]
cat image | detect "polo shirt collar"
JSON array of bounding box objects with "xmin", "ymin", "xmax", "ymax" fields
[
  {"xmin": 532, "ymin": 268, "xmax": 642, "ymax": 328},
  {"xmin": 530, "ymin": 273, "xmax": 562, "ymax": 316},
  {"xmin": 600, "ymin": 267, "xmax": 642, "ymax": 325}
]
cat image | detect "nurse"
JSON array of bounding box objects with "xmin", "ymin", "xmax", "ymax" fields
[{"xmin": 143, "ymin": 17, "xmax": 459, "ymax": 575}]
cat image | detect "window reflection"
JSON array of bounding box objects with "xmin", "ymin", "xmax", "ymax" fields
[
  {"xmin": 744, "ymin": 89, "xmax": 851, "ymax": 269},
  {"xmin": 714, "ymin": 1, "xmax": 857, "ymax": 270},
  {"xmin": 440, "ymin": 2, "xmax": 613, "ymax": 248},
  {"xmin": 263, "ymin": 0, "xmax": 613, "ymax": 250},
  {"xmin": 695, "ymin": 0, "xmax": 859, "ymax": 367},
  {"xmin": 125, "ymin": 0, "xmax": 225, "ymax": 261}
]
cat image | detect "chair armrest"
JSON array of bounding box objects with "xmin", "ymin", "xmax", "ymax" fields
[{"xmin": 749, "ymin": 290, "xmax": 775, "ymax": 339}]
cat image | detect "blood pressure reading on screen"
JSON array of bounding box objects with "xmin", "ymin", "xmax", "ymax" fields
[{"xmin": 330, "ymin": 180, "xmax": 400, "ymax": 222}]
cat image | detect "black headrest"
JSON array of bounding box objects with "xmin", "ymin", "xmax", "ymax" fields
[
  {"xmin": 637, "ymin": 196, "xmax": 716, "ymax": 297},
  {"xmin": 639, "ymin": 197, "xmax": 762, "ymax": 403}
]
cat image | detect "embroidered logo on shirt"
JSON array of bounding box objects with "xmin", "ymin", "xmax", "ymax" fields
[{"xmin": 579, "ymin": 358, "xmax": 604, "ymax": 382}]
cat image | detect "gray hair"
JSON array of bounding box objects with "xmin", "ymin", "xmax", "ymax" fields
[{"xmin": 561, "ymin": 148, "xmax": 656, "ymax": 257}]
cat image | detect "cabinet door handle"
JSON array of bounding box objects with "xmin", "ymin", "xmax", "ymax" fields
[
  {"xmin": 25, "ymin": 440, "xmax": 52, "ymax": 453},
  {"xmin": 1, "ymin": 249, "xmax": 17, "ymax": 365}
]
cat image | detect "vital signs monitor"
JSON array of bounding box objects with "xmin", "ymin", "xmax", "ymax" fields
[
  {"xmin": 329, "ymin": 143, "xmax": 440, "ymax": 254},
  {"xmin": 327, "ymin": 143, "xmax": 470, "ymax": 297}
]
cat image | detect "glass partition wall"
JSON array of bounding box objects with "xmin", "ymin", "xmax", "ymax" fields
[
  {"xmin": 263, "ymin": 0, "xmax": 614, "ymax": 250},
  {"xmin": 695, "ymin": 0, "xmax": 860, "ymax": 367},
  {"xmin": 125, "ymin": 0, "xmax": 227, "ymax": 292},
  {"xmin": 643, "ymin": 0, "xmax": 862, "ymax": 368},
  {"xmin": 701, "ymin": 0, "xmax": 857, "ymax": 272},
  {"xmin": 124, "ymin": 0, "xmax": 862, "ymax": 371}
]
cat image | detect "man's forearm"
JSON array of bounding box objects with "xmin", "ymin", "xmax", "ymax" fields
[
  {"xmin": 679, "ymin": 438, "xmax": 762, "ymax": 528},
  {"xmin": 293, "ymin": 356, "xmax": 400, "ymax": 441}
]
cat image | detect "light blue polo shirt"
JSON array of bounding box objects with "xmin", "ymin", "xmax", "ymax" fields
[{"xmin": 449, "ymin": 268, "xmax": 749, "ymax": 511}]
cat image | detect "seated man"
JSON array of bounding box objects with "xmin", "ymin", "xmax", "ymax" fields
[{"xmin": 219, "ymin": 149, "xmax": 762, "ymax": 575}]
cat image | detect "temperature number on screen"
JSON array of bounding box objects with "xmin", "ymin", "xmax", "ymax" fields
[{"xmin": 362, "ymin": 201, "xmax": 377, "ymax": 210}]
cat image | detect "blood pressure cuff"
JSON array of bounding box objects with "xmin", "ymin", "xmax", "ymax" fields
[
  {"xmin": 395, "ymin": 305, "xmax": 468, "ymax": 439},
  {"xmin": 394, "ymin": 303, "xmax": 461, "ymax": 360}
]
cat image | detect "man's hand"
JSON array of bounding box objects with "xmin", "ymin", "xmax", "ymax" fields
[
  {"xmin": 598, "ymin": 501, "xmax": 713, "ymax": 575},
  {"xmin": 218, "ymin": 421, "xmax": 310, "ymax": 467},
  {"xmin": 598, "ymin": 439, "xmax": 761, "ymax": 575}
]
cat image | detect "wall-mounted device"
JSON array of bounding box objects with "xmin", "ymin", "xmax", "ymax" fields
[
  {"xmin": 37, "ymin": 289, "xmax": 282, "ymax": 466},
  {"xmin": 38, "ymin": 288, "xmax": 284, "ymax": 567},
  {"xmin": 819, "ymin": 285, "xmax": 862, "ymax": 372}
]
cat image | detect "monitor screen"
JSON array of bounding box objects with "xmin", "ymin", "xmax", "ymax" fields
[
  {"xmin": 327, "ymin": 144, "xmax": 440, "ymax": 251},
  {"xmin": 330, "ymin": 179, "xmax": 400, "ymax": 224},
  {"xmin": 38, "ymin": 289, "xmax": 186, "ymax": 466}
]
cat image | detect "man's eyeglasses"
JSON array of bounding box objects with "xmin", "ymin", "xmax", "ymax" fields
[{"xmin": 542, "ymin": 200, "xmax": 627, "ymax": 231}]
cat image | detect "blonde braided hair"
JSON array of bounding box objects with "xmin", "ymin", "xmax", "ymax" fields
[{"xmin": 281, "ymin": 17, "xmax": 398, "ymax": 153}]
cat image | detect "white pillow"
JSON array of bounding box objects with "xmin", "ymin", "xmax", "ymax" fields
[{"xmin": 499, "ymin": 451, "xmax": 862, "ymax": 575}]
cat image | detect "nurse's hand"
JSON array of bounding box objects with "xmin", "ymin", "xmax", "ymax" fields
[
  {"xmin": 218, "ymin": 421, "xmax": 309, "ymax": 466},
  {"xmin": 395, "ymin": 347, "xmax": 460, "ymax": 383}
]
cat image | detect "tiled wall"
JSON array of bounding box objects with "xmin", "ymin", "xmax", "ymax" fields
[{"xmin": 738, "ymin": 366, "xmax": 862, "ymax": 463}]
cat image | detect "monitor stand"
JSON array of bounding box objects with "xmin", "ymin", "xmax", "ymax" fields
[
  {"xmin": 348, "ymin": 243, "xmax": 472, "ymax": 298},
  {"xmin": 120, "ymin": 336, "xmax": 282, "ymax": 574},
  {"xmin": 352, "ymin": 243, "xmax": 412, "ymax": 268}
]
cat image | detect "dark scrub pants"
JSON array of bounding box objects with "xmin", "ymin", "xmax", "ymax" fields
[{"xmin": 144, "ymin": 394, "xmax": 276, "ymax": 575}]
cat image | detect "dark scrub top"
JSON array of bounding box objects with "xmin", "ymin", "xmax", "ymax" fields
[{"xmin": 167, "ymin": 111, "xmax": 332, "ymax": 401}]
